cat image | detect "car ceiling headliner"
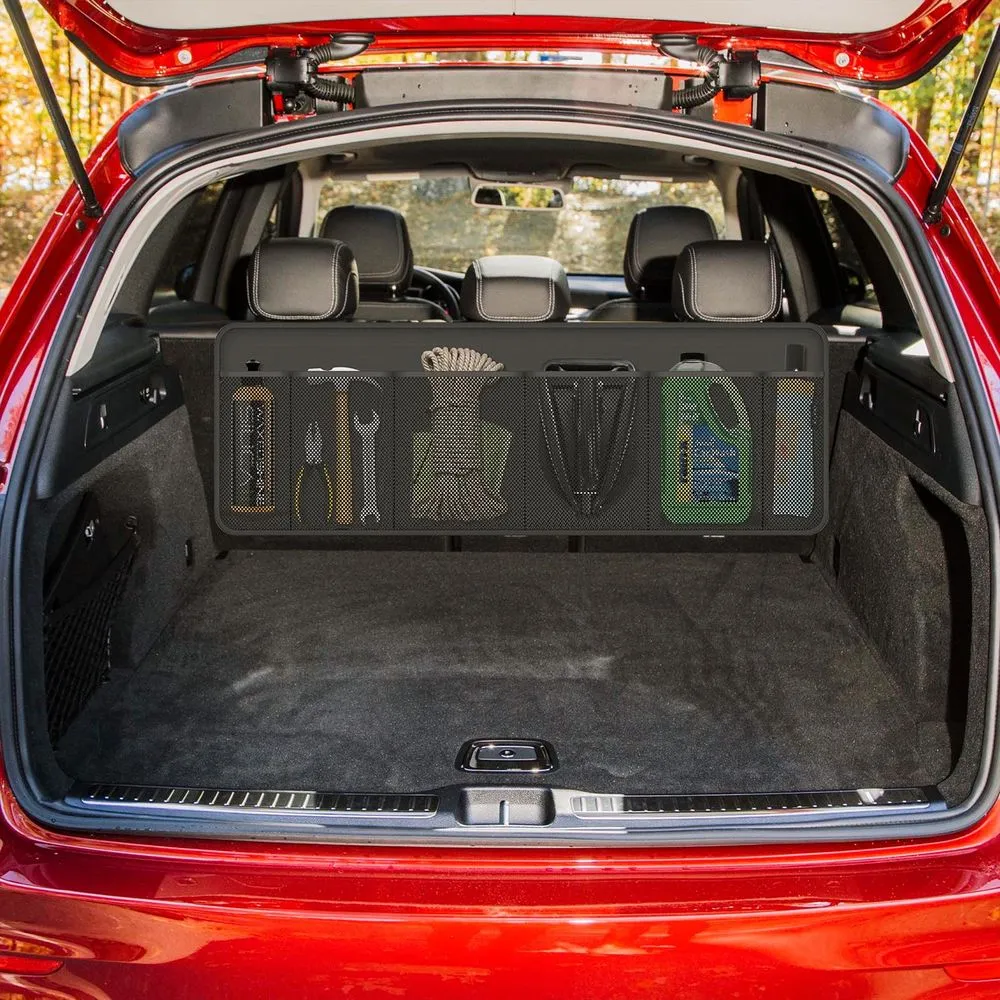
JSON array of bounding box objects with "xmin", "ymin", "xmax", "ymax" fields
[{"xmin": 316, "ymin": 136, "xmax": 713, "ymax": 181}]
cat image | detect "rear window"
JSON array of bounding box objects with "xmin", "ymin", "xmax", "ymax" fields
[
  {"xmin": 317, "ymin": 177, "xmax": 725, "ymax": 274},
  {"xmin": 152, "ymin": 181, "xmax": 224, "ymax": 298},
  {"xmin": 812, "ymin": 188, "xmax": 880, "ymax": 309}
]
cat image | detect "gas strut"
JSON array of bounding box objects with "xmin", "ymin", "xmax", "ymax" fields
[
  {"xmin": 3, "ymin": 0, "xmax": 102, "ymax": 218},
  {"xmin": 923, "ymin": 23, "xmax": 1000, "ymax": 225}
]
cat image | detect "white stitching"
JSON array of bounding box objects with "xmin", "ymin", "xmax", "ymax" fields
[
  {"xmin": 676, "ymin": 244, "xmax": 781, "ymax": 324},
  {"xmin": 249, "ymin": 241, "xmax": 352, "ymax": 321},
  {"xmin": 473, "ymin": 260, "xmax": 558, "ymax": 322}
]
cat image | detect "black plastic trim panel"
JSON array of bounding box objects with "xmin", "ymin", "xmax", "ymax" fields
[
  {"xmin": 37, "ymin": 360, "xmax": 183, "ymax": 499},
  {"xmin": 843, "ymin": 343, "xmax": 979, "ymax": 505},
  {"xmin": 119, "ymin": 78, "xmax": 266, "ymax": 176},
  {"xmin": 759, "ymin": 82, "xmax": 910, "ymax": 181},
  {"xmin": 355, "ymin": 66, "xmax": 673, "ymax": 110}
]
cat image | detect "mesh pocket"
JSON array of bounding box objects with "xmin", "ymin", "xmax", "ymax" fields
[
  {"xmin": 527, "ymin": 373, "xmax": 648, "ymax": 530},
  {"xmin": 217, "ymin": 375, "xmax": 289, "ymax": 533},
  {"xmin": 762, "ymin": 374, "xmax": 826, "ymax": 532},
  {"xmin": 43, "ymin": 534, "xmax": 137, "ymax": 743},
  {"xmin": 654, "ymin": 373, "xmax": 762, "ymax": 529},
  {"xmin": 394, "ymin": 373, "xmax": 524, "ymax": 531},
  {"xmin": 289, "ymin": 374, "xmax": 392, "ymax": 530}
]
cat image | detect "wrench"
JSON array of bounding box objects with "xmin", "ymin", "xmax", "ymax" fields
[{"xmin": 353, "ymin": 410, "xmax": 380, "ymax": 525}]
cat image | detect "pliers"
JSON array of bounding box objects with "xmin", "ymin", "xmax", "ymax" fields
[{"xmin": 294, "ymin": 421, "xmax": 334, "ymax": 523}]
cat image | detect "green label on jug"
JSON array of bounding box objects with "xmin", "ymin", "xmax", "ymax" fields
[{"xmin": 662, "ymin": 376, "xmax": 753, "ymax": 524}]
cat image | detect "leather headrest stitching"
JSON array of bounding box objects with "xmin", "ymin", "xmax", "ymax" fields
[
  {"xmin": 247, "ymin": 238, "xmax": 359, "ymax": 321},
  {"xmin": 671, "ymin": 241, "xmax": 783, "ymax": 323},
  {"xmin": 460, "ymin": 255, "xmax": 571, "ymax": 322}
]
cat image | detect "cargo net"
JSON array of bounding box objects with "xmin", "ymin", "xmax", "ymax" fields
[
  {"xmin": 43, "ymin": 537, "xmax": 137, "ymax": 743},
  {"xmin": 215, "ymin": 372, "xmax": 826, "ymax": 534},
  {"xmin": 763, "ymin": 375, "xmax": 825, "ymax": 531}
]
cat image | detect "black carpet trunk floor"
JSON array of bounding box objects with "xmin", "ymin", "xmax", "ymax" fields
[{"xmin": 57, "ymin": 551, "xmax": 949, "ymax": 794}]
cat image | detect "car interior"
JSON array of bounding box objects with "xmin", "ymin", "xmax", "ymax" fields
[{"xmin": 18, "ymin": 132, "xmax": 990, "ymax": 829}]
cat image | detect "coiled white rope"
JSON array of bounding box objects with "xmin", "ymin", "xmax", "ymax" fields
[{"xmin": 421, "ymin": 346, "xmax": 504, "ymax": 372}]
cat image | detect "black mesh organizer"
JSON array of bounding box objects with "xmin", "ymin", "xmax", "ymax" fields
[
  {"xmin": 215, "ymin": 326, "xmax": 828, "ymax": 536},
  {"xmin": 43, "ymin": 496, "xmax": 139, "ymax": 742}
]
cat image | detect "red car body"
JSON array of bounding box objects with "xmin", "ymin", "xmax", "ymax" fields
[{"xmin": 1, "ymin": 1, "xmax": 1000, "ymax": 995}]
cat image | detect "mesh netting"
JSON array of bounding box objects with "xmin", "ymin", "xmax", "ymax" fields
[
  {"xmin": 395, "ymin": 373, "xmax": 524, "ymax": 531},
  {"xmin": 763, "ymin": 375, "xmax": 825, "ymax": 531},
  {"xmin": 215, "ymin": 372, "xmax": 826, "ymax": 534},
  {"xmin": 218, "ymin": 376, "xmax": 290, "ymax": 533},
  {"xmin": 527, "ymin": 373, "xmax": 648, "ymax": 530},
  {"xmin": 656, "ymin": 373, "xmax": 763, "ymax": 530},
  {"xmin": 43, "ymin": 536, "xmax": 137, "ymax": 742}
]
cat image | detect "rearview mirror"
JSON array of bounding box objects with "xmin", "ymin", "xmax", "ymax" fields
[{"xmin": 472, "ymin": 184, "xmax": 565, "ymax": 210}]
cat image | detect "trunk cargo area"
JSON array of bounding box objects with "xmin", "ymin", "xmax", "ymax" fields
[
  {"xmin": 57, "ymin": 547, "xmax": 947, "ymax": 795},
  {"xmin": 22, "ymin": 326, "xmax": 990, "ymax": 820}
]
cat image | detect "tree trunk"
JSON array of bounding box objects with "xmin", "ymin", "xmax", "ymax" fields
[{"xmin": 915, "ymin": 102, "xmax": 934, "ymax": 143}]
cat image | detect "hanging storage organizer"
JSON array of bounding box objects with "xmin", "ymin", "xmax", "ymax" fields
[{"xmin": 214, "ymin": 324, "xmax": 828, "ymax": 536}]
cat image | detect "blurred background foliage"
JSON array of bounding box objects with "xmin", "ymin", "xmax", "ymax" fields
[{"xmin": 0, "ymin": 0, "xmax": 998, "ymax": 295}]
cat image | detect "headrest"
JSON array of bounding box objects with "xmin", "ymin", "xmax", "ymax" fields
[
  {"xmin": 672, "ymin": 241, "xmax": 783, "ymax": 323},
  {"xmin": 320, "ymin": 205, "xmax": 413, "ymax": 293},
  {"xmin": 460, "ymin": 255, "xmax": 571, "ymax": 322},
  {"xmin": 247, "ymin": 238, "xmax": 358, "ymax": 321},
  {"xmin": 624, "ymin": 206, "xmax": 717, "ymax": 300}
]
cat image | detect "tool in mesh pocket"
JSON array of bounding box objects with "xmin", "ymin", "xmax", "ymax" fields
[
  {"xmin": 294, "ymin": 421, "xmax": 334, "ymax": 523},
  {"xmin": 306, "ymin": 369, "xmax": 382, "ymax": 525},
  {"xmin": 411, "ymin": 347, "xmax": 509, "ymax": 522},
  {"xmin": 538, "ymin": 368, "xmax": 638, "ymax": 516},
  {"xmin": 231, "ymin": 382, "xmax": 274, "ymax": 513}
]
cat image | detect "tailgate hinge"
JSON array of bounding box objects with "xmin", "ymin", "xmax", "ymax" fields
[
  {"xmin": 3, "ymin": 0, "xmax": 102, "ymax": 218},
  {"xmin": 265, "ymin": 33, "xmax": 374, "ymax": 118}
]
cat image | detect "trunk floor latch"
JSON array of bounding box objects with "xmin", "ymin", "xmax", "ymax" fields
[{"xmin": 457, "ymin": 739, "xmax": 557, "ymax": 773}]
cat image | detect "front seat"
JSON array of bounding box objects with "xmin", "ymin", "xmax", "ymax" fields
[
  {"xmin": 584, "ymin": 205, "xmax": 717, "ymax": 321},
  {"xmin": 320, "ymin": 205, "xmax": 450, "ymax": 321}
]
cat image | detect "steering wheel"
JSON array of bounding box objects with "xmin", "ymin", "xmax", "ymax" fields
[{"xmin": 410, "ymin": 266, "xmax": 463, "ymax": 320}]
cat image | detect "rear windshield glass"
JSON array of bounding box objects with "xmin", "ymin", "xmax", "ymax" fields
[{"xmin": 317, "ymin": 177, "xmax": 725, "ymax": 274}]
